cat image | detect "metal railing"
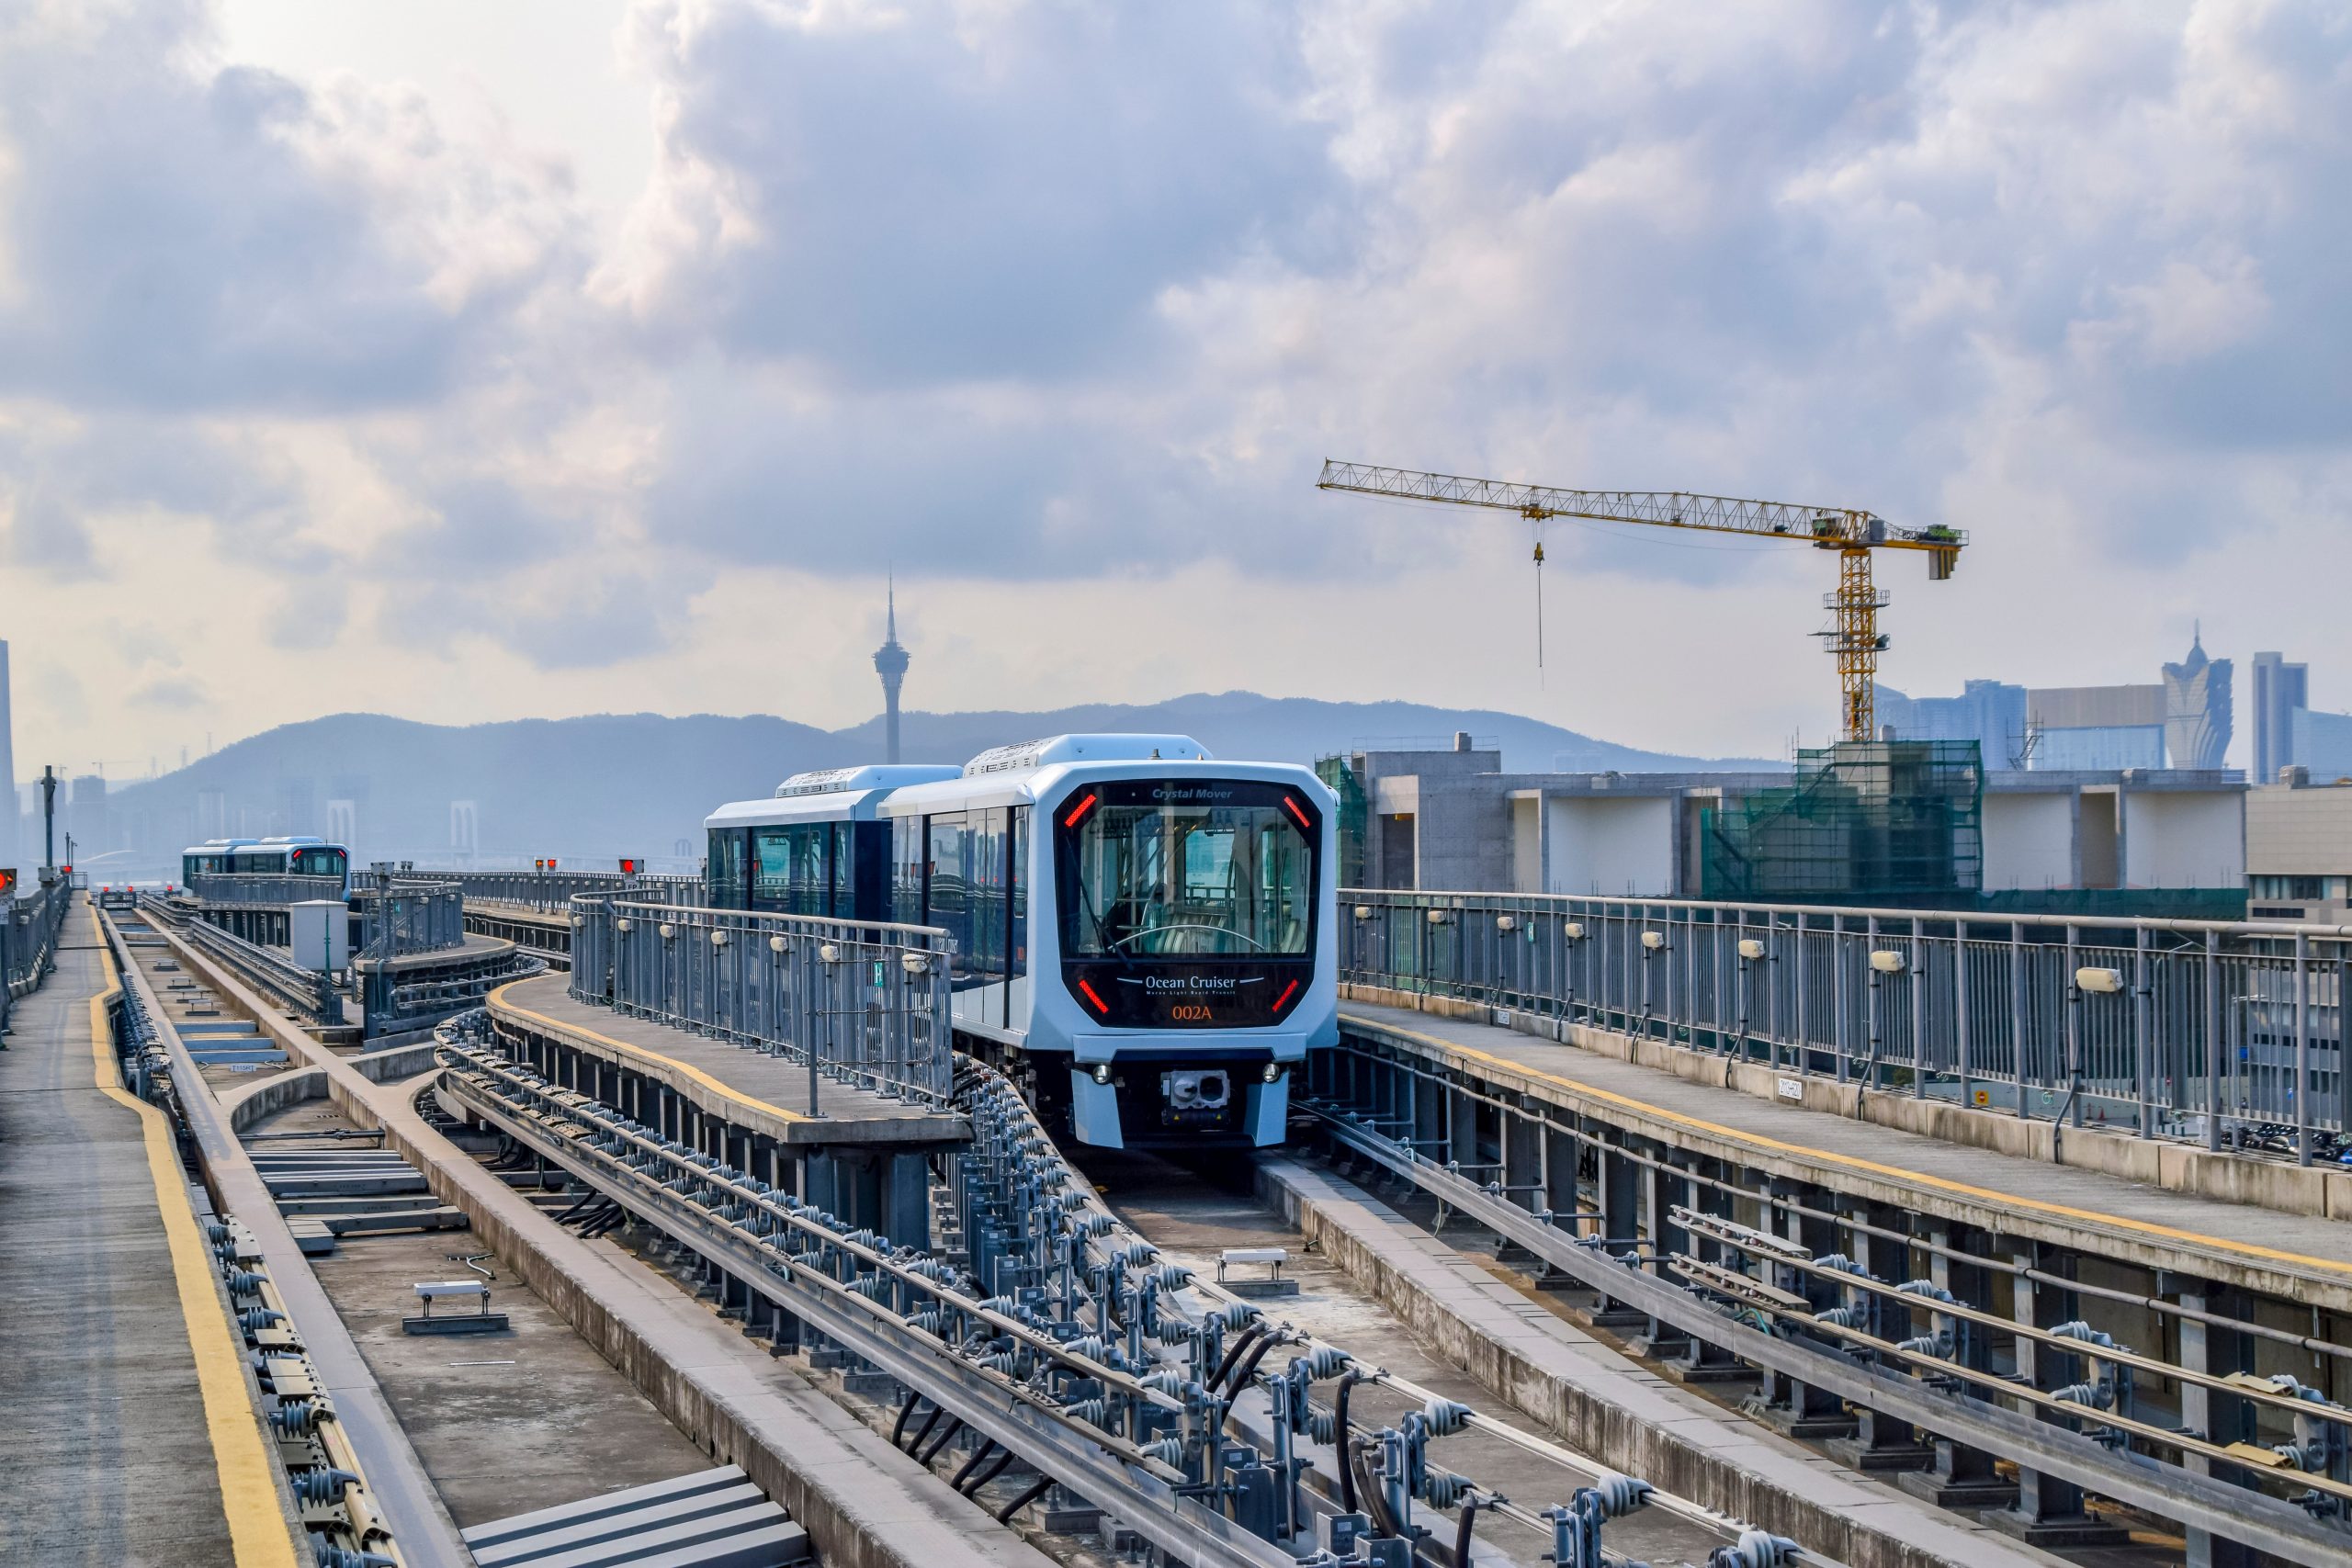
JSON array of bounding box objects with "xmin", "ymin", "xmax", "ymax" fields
[
  {"xmin": 144, "ymin": 893, "xmax": 345, "ymax": 1025},
  {"xmin": 364, "ymin": 943, "xmax": 546, "ymax": 1037},
  {"xmin": 1340, "ymin": 888, "xmax": 2352, "ymax": 1163},
  {"xmin": 6, "ymin": 878, "xmax": 70, "ymax": 1002},
  {"xmin": 434, "ymin": 870, "xmax": 701, "ymax": 914},
  {"xmin": 354, "ymin": 871, "xmax": 464, "ymax": 960},
  {"xmin": 189, "ymin": 872, "xmax": 346, "ymax": 907},
  {"xmin": 567, "ymin": 896, "xmax": 956, "ymax": 1108}
]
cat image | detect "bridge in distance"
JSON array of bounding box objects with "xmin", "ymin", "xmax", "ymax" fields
[{"xmin": 10, "ymin": 787, "xmax": 2352, "ymax": 1568}]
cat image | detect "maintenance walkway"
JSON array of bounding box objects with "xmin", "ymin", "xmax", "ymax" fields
[
  {"xmin": 0, "ymin": 902, "xmax": 285, "ymax": 1565},
  {"xmin": 1341, "ymin": 995, "xmax": 2352, "ymax": 1310}
]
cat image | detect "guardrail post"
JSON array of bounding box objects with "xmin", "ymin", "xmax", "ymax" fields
[
  {"xmin": 2134, "ymin": 928, "xmax": 2153, "ymax": 1138},
  {"xmin": 2010, "ymin": 921, "xmax": 2030, "ymax": 1118},
  {"xmin": 1955, "ymin": 917, "xmax": 1973, "ymax": 1111},
  {"xmin": 2062, "ymin": 924, "xmax": 2084, "ymax": 1132},
  {"xmin": 2294, "ymin": 931, "xmax": 2312, "ymax": 1168},
  {"xmin": 2203, "ymin": 931, "xmax": 2222, "ymax": 1152}
]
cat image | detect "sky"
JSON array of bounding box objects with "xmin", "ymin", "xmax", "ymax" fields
[{"xmin": 1, "ymin": 0, "xmax": 2346, "ymax": 780}]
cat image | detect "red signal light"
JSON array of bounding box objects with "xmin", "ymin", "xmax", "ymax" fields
[
  {"xmin": 1076, "ymin": 978, "xmax": 1111, "ymax": 1014},
  {"xmin": 1062, "ymin": 792, "xmax": 1100, "ymax": 829},
  {"xmin": 1283, "ymin": 795, "xmax": 1313, "ymax": 830},
  {"xmin": 1272, "ymin": 978, "xmax": 1299, "ymax": 1013}
]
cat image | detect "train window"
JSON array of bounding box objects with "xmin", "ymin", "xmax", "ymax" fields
[
  {"xmin": 927, "ymin": 814, "xmax": 976, "ymax": 988},
  {"xmin": 707, "ymin": 829, "xmax": 749, "ymax": 909},
  {"xmin": 892, "ymin": 818, "xmax": 926, "ymax": 926},
  {"xmin": 969, "ymin": 808, "xmax": 1007, "ymax": 980},
  {"xmin": 831, "ymin": 823, "xmax": 854, "ymax": 919},
  {"xmin": 1008, "ymin": 807, "xmax": 1028, "ymax": 982}
]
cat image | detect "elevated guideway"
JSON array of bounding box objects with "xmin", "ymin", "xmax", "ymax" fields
[{"xmin": 0, "ymin": 899, "xmax": 290, "ymax": 1565}]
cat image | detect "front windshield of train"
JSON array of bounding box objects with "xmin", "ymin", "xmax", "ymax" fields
[{"xmin": 1062, "ymin": 785, "xmax": 1314, "ymax": 957}]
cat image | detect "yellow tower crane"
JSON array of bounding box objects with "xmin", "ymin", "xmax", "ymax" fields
[{"xmin": 1316, "ymin": 459, "xmax": 1968, "ymax": 744}]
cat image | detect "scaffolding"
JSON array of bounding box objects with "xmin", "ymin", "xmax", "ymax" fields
[
  {"xmin": 1314, "ymin": 754, "xmax": 1368, "ymax": 890},
  {"xmin": 1701, "ymin": 739, "xmax": 1983, "ymax": 904}
]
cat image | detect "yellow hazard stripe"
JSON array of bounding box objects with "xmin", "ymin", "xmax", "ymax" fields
[
  {"xmin": 88, "ymin": 908, "xmax": 302, "ymax": 1566},
  {"xmin": 1344, "ymin": 1009, "xmax": 2352, "ymax": 1282},
  {"xmin": 489, "ymin": 979, "xmax": 811, "ymax": 1123}
]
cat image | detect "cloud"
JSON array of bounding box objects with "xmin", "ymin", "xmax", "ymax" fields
[
  {"xmin": 0, "ymin": 0, "xmax": 584, "ymax": 415},
  {"xmin": 3, "ymin": 0, "xmax": 2351, "ymax": 774}
]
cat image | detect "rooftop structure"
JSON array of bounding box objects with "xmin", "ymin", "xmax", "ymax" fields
[{"xmin": 1334, "ymin": 740, "xmax": 2246, "ymax": 918}]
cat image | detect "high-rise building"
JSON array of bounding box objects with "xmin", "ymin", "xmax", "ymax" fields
[
  {"xmin": 1876, "ymin": 679, "xmax": 2028, "ymax": 763},
  {"xmin": 872, "ymin": 581, "xmax": 910, "ymax": 765},
  {"xmin": 0, "ymin": 640, "xmax": 16, "ymax": 870},
  {"xmin": 2161, "ymin": 629, "xmax": 2233, "ymax": 771},
  {"xmin": 2252, "ymin": 651, "xmax": 2309, "ymax": 785}
]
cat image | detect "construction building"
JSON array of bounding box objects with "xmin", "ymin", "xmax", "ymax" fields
[{"xmin": 1331, "ymin": 736, "xmax": 2246, "ymax": 919}]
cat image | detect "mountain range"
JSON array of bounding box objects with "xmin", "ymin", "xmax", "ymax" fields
[{"xmin": 73, "ymin": 692, "xmax": 1781, "ymax": 874}]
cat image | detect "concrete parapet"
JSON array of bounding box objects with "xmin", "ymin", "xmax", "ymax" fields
[{"xmin": 225, "ymin": 1067, "xmax": 328, "ymax": 1134}]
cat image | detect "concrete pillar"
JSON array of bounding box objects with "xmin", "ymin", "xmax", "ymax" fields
[
  {"xmin": 884, "ymin": 1150, "xmax": 931, "ymax": 1250},
  {"xmin": 1827, "ymin": 1200, "xmax": 1932, "ymax": 1470},
  {"xmin": 1899, "ymin": 1221, "xmax": 2017, "ymax": 1510},
  {"xmin": 2176, "ymin": 1280, "xmax": 2256, "ymax": 1568},
  {"xmin": 1989, "ymin": 1241, "xmax": 2128, "ymax": 1546},
  {"xmin": 1591, "ymin": 1142, "xmax": 1644, "ymax": 1327},
  {"xmin": 1762, "ymin": 1177, "xmax": 1850, "ymax": 1437}
]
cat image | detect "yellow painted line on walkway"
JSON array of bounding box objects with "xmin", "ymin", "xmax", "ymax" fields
[
  {"xmin": 1344, "ymin": 1009, "xmax": 2352, "ymax": 1282},
  {"xmin": 87, "ymin": 908, "xmax": 302, "ymax": 1568},
  {"xmin": 488, "ymin": 979, "xmax": 812, "ymax": 1124}
]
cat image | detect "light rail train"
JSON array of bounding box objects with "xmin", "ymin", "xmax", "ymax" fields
[
  {"xmin": 179, "ymin": 836, "xmax": 353, "ymax": 893},
  {"xmin": 705, "ymin": 735, "xmax": 1338, "ymax": 1148}
]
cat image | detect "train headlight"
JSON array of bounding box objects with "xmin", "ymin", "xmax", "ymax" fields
[
  {"xmin": 1092, "ymin": 1064, "xmax": 1113, "ymax": 1085},
  {"xmin": 1261, "ymin": 1062, "xmax": 1283, "ymax": 1084}
]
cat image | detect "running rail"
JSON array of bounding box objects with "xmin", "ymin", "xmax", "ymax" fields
[
  {"xmin": 139, "ymin": 891, "xmax": 344, "ymax": 1024},
  {"xmin": 1295, "ymin": 1093, "xmax": 2352, "ymax": 1564},
  {"xmin": 432, "ymin": 1012, "xmax": 1780, "ymax": 1568}
]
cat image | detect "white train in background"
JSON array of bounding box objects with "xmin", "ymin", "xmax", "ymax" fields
[{"xmin": 704, "ymin": 735, "xmax": 1338, "ymax": 1149}]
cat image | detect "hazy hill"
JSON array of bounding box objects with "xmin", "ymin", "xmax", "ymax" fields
[{"xmin": 80, "ymin": 693, "xmax": 1778, "ymax": 874}]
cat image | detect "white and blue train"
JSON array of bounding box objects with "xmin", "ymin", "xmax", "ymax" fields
[
  {"xmin": 179, "ymin": 836, "xmax": 352, "ymax": 892},
  {"xmin": 705, "ymin": 735, "xmax": 1338, "ymax": 1149}
]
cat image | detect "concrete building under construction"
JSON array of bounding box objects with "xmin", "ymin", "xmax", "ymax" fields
[{"xmin": 1328, "ymin": 733, "xmax": 2245, "ymax": 918}]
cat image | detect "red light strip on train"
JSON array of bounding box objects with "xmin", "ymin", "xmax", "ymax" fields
[
  {"xmin": 1077, "ymin": 978, "xmax": 1111, "ymax": 1014},
  {"xmin": 1063, "ymin": 792, "xmax": 1100, "ymax": 829},
  {"xmin": 1272, "ymin": 978, "xmax": 1299, "ymax": 1013},
  {"xmin": 1283, "ymin": 795, "xmax": 1313, "ymax": 830}
]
